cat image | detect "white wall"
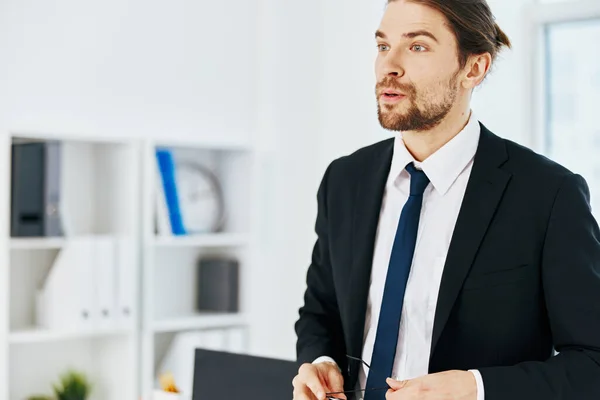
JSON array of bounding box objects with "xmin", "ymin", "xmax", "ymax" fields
[
  {"xmin": 471, "ymin": 0, "xmax": 535, "ymax": 146},
  {"xmin": 249, "ymin": 0, "xmax": 325, "ymax": 359},
  {"xmin": 0, "ymin": 0, "xmax": 258, "ymax": 142}
]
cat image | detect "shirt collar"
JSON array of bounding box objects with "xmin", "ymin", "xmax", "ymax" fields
[{"xmin": 389, "ymin": 111, "xmax": 481, "ymax": 196}]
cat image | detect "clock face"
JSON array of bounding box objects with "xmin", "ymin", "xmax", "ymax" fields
[{"xmin": 175, "ymin": 162, "xmax": 223, "ymax": 233}]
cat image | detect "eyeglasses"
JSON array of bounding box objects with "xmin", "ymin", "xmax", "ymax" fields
[{"xmin": 325, "ymin": 355, "xmax": 390, "ymax": 400}]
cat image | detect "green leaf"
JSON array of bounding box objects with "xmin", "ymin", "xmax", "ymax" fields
[{"xmin": 52, "ymin": 370, "xmax": 92, "ymax": 400}]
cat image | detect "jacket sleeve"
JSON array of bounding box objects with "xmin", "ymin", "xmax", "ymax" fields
[
  {"xmin": 295, "ymin": 161, "xmax": 346, "ymax": 370},
  {"xmin": 479, "ymin": 173, "xmax": 600, "ymax": 399}
]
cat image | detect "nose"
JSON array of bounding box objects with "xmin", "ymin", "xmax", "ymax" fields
[
  {"xmin": 382, "ymin": 60, "xmax": 404, "ymax": 78},
  {"xmin": 378, "ymin": 50, "xmax": 405, "ymax": 78}
]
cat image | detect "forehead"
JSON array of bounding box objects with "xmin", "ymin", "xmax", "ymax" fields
[{"xmin": 378, "ymin": 1, "xmax": 454, "ymax": 42}]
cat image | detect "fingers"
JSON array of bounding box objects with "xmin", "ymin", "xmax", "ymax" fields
[
  {"xmin": 326, "ymin": 367, "xmax": 346, "ymax": 400},
  {"xmin": 386, "ymin": 377, "xmax": 409, "ymax": 390},
  {"xmin": 385, "ymin": 382, "xmax": 410, "ymax": 400},
  {"xmin": 385, "ymin": 388, "xmax": 398, "ymax": 400},
  {"xmin": 293, "ymin": 384, "xmax": 319, "ymax": 400},
  {"xmin": 293, "ymin": 363, "xmax": 327, "ymax": 400},
  {"xmin": 302, "ymin": 364, "xmax": 327, "ymax": 399}
]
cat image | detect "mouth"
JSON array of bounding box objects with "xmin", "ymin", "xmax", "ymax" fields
[{"xmin": 380, "ymin": 89, "xmax": 407, "ymax": 103}]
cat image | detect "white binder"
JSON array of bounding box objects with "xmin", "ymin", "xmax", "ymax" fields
[
  {"xmin": 36, "ymin": 237, "xmax": 95, "ymax": 330},
  {"xmin": 93, "ymin": 236, "xmax": 117, "ymax": 329},
  {"xmin": 116, "ymin": 236, "xmax": 136, "ymax": 328}
]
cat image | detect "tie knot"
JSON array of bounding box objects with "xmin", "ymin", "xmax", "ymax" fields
[{"xmin": 405, "ymin": 162, "xmax": 430, "ymax": 196}]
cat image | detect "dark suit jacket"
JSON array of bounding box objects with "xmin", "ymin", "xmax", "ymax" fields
[{"xmin": 295, "ymin": 124, "xmax": 600, "ymax": 399}]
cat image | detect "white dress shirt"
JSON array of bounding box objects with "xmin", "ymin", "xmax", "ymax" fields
[{"xmin": 315, "ymin": 111, "xmax": 485, "ymax": 400}]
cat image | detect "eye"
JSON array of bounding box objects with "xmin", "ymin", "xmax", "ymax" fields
[
  {"xmin": 411, "ymin": 44, "xmax": 427, "ymax": 52},
  {"xmin": 377, "ymin": 43, "xmax": 390, "ymax": 52}
]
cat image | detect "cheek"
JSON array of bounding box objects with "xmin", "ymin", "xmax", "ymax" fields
[
  {"xmin": 416, "ymin": 81, "xmax": 444, "ymax": 101},
  {"xmin": 413, "ymin": 71, "xmax": 454, "ymax": 95},
  {"xmin": 407, "ymin": 55, "xmax": 452, "ymax": 80}
]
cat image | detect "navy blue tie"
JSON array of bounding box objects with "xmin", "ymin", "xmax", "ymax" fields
[{"xmin": 364, "ymin": 162, "xmax": 430, "ymax": 400}]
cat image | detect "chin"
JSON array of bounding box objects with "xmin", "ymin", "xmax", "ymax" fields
[
  {"xmin": 382, "ymin": 111, "xmax": 406, "ymax": 123},
  {"xmin": 380, "ymin": 117, "xmax": 403, "ymax": 131}
]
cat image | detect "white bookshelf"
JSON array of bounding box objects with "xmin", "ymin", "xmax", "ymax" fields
[
  {"xmin": 9, "ymin": 327, "xmax": 132, "ymax": 344},
  {"xmin": 141, "ymin": 139, "xmax": 254, "ymax": 398},
  {"xmin": 10, "ymin": 238, "xmax": 66, "ymax": 250},
  {"xmin": 1, "ymin": 133, "xmax": 141, "ymax": 400},
  {"xmin": 151, "ymin": 313, "xmax": 247, "ymax": 333},
  {"xmin": 152, "ymin": 233, "xmax": 249, "ymax": 248},
  {"xmin": 0, "ymin": 133, "xmax": 256, "ymax": 400},
  {"xmin": 11, "ymin": 335, "xmax": 137, "ymax": 400}
]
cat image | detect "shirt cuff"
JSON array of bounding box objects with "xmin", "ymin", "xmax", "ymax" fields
[
  {"xmin": 313, "ymin": 356, "xmax": 341, "ymax": 372},
  {"xmin": 469, "ymin": 369, "xmax": 485, "ymax": 400}
]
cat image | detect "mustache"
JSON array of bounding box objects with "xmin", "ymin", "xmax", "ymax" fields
[{"xmin": 376, "ymin": 77, "xmax": 416, "ymax": 97}]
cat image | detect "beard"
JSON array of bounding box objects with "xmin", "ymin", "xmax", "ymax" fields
[{"xmin": 376, "ymin": 72, "xmax": 459, "ymax": 132}]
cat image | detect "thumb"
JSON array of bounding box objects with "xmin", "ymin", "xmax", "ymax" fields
[
  {"xmin": 326, "ymin": 367, "xmax": 347, "ymax": 400},
  {"xmin": 386, "ymin": 377, "xmax": 409, "ymax": 390}
]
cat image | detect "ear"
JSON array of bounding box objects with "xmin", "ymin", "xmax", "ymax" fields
[{"xmin": 461, "ymin": 53, "xmax": 492, "ymax": 89}]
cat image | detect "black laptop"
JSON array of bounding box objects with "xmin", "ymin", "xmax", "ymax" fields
[{"xmin": 192, "ymin": 348, "xmax": 299, "ymax": 399}]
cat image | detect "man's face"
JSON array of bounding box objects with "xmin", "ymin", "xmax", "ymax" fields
[{"xmin": 375, "ymin": 0, "xmax": 463, "ymax": 132}]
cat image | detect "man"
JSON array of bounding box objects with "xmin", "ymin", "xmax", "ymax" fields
[{"xmin": 293, "ymin": 0, "xmax": 600, "ymax": 399}]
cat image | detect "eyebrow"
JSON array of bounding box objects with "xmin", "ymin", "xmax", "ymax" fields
[{"xmin": 375, "ymin": 29, "xmax": 439, "ymax": 43}]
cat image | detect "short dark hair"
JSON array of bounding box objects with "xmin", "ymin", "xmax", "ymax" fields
[{"xmin": 388, "ymin": 0, "xmax": 511, "ymax": 68}]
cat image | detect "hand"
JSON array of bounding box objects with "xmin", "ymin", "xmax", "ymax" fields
[
  {"xmin": 385, "ymin": 370, "xmax": 477, "ymax": 400},
  {"xmin": 292, "ymin": 362, "xmax": 347, "ymax": 400}
]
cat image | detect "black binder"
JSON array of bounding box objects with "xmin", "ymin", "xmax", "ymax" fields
[{"xmin": 11, "ymin": 141, "xmax": 63, "ymax": 237}]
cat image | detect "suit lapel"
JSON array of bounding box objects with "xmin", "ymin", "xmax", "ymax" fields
[
  {"xmin": 347, "ymin": 140, "xmax": 394, "ymax": 365},
  {"xmin": 430, "ymin": 125, "xmax": 512, "ymax": 356}
]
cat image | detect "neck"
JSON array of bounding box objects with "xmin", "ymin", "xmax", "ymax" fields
[{"xmin": 401, "ymin": 105, "xmax": 471, "ymax": 162}]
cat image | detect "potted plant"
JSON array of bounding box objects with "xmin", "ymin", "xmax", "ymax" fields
[
  {"xmin": 53, "ymin": 370, "xmax": 92, "ymax": 400},
  {"xmin": 28, "ymin": 370, "xmax": 92, "ymax": 400}
]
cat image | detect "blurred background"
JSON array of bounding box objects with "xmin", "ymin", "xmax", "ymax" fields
[{"xmin": 0, "ymin": 0, "xmax": 598, "ymax": 399}]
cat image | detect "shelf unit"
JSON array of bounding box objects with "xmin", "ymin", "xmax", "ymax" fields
[
  {"xmin": 9, "ymin": 327, "xmax": 133, "ymax": 344},
  {"xmin": 151, "ymin": 313, "xmax": 247, "ymax": 333},
  {"xmin": 1, "ymin": 133, "xmax": 141, "ymax": 400},
  {"xmin": 0, "ymin": 132, "xmax": 256, "ymax": 399},
  {"xmin": 10, "ymin": 238, "xmax": 66, "ymax": 250},
  {"xmin": 140, "ymin": 139, "xmax": 255, "ymax": 398},
  {"xmin": 152, "ymin": 233, "xmax": 249, "ymax": 248}
]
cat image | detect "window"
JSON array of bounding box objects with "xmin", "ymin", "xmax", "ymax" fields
[
  {"xmin": 544, "ymin": 19, "xmax": 600, "ymax": 215},
  {"xmin": 533, "ymin": 0, "xmax": 600, "ymax": 217}
]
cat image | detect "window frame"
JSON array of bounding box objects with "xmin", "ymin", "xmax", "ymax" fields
[{"xmin": 525, "ymin": 0, "xmax": 600, "ymax": 153}]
